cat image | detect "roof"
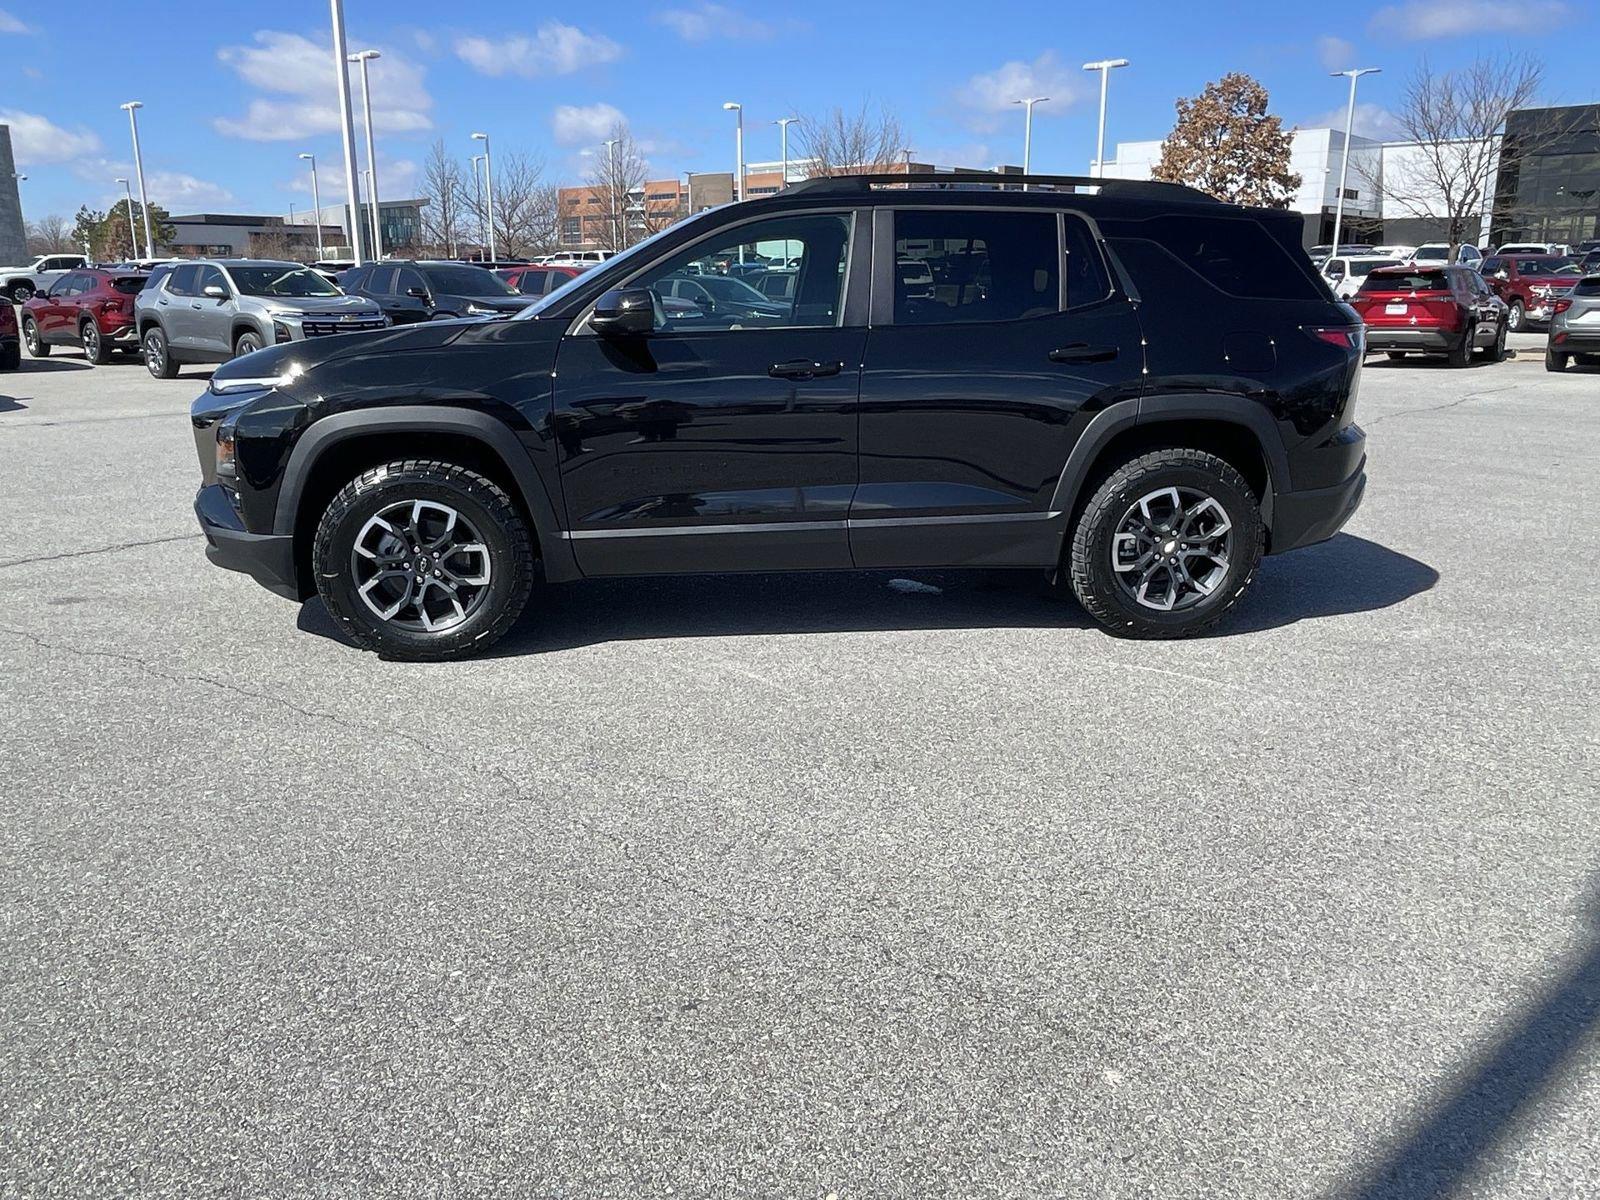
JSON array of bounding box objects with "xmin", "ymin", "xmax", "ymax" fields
[{"xmin": 780, "ymin": 171, "xmax": 1217, "ymax": 207}]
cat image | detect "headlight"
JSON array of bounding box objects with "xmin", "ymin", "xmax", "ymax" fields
[{"xmin": 216, "ymin": 415, "xmax": 239, "ymax": 479}]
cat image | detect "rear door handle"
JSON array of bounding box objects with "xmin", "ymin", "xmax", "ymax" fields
[
  {"xmin": 1049, "ymin": 344, "xmax": 1119, "ymax": 364},
  {"xmin": 769, "ymin": 359, "xmax": 843, "ymax": 380}
]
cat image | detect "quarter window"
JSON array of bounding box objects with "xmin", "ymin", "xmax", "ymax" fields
[
  {"xmin": 165, "ymin": 265, "xmax": 200, "ymax": 297},
  {"xmin": 892, "ymin": 209, "xmax": 1059, "ymax": 325},
  {"xmin": 1062, "ymin": 215, "xmax": 1111, "ymax": 307},
  {"xmin": 628, "ymin": 212, "xmax": 851, "ymax": 331}
]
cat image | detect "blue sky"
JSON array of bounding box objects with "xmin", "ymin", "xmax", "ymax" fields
[{"xmin": 3, "ymin": 0, "xmax": 1595, "ymax": 221}]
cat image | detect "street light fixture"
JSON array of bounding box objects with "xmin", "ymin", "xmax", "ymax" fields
[
  {"xmin": 472, "ymin": 132, "xmax": 496, "ymax": 263},
  {"xmin": 1330, "ymin": 68, "xmax": 1381, "ymax": 255},
  {"xmin": 469, "ymin": 154, "xmax": 485, "ymax": 251},
  {"xmin": 603, "ymin": 137, "xmax": 621, "ymax": 250},
  {"xmin": 348, "ymin": 49, "xmax": 383, "ymax": 259},
  {"xmin": 115, "ymin": 177, "xmax": 138, "ymax": 259},
  {"xmin": 327, "ymin": 0, "xmax": 364, "ymax": 266},
  {"xmin": 722, "ymin": 102, "xmax": 744, "ymax": 202},
  {"xmin": 119, "ymin": 101, "xmax": 154, "ymax": 258},
  {"xmin": 1013, "ymin": 96, "xmax": 1049, "ymax": 182},
  {"xmin": 774, "ymin": 116, "xmax": 799, "ymax": 184},
  {"xmin": 298, "ymin": 153, "xmax": 324, "ymax": 259},
  {"xmin": 1081, "ymin": 58, "xmax": 1130, "ymax": 179}
]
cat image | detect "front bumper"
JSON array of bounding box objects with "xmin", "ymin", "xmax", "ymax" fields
[
  {"xmin": 1270, "ymin": 458, "xmax": 1367, "ymax": 555},
  {"xmin": 194, "ymin": 484, "xmax": 302, "ymax": 601},
  {"xmin": 1364, "ymin": 327, "xmax": 1457, "ymax": 352}
]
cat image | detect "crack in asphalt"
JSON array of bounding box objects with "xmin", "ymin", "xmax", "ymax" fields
[
  {"xmin": 1363, "ymin": 383, "xmax": 1519, "ymax": 428},
  {"xmin": 0, "ymin": 624, "xmax": 1075, "ymax": 1030},
  {"xmin": 0, "ymin": 533, "xmax": 204, "ymax": 571}
]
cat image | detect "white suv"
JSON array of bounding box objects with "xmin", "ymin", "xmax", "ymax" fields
[{"xmin": 2, "ymin": 253, "xmax": 88, "ymax": 303}]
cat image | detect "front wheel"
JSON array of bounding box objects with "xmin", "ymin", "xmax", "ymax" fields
[
  {"xmin": 8, "ymin": 282, "xmax": 33, "ymax": 304},
  {"xmin": 22, "ymin": 317, "xmax": 48, "ymax": 357},
  {"xmin": 1481, "ymin": 319, "xmax": 1508, "ymax": 362},
  {"xmin": 143, "ymin": 326, "xmax": 178, "ymax": 379},
  {"xmin": 312, "ymin": 460, "xmax": 536, "ymax": 661},
  {"xmin": 1507, "ymin": 300, "xmax": 1526, "ymax": 332},
  {"xmin": 1067, "ymin": 448, "xmax": 1265, "ymax": 639},
  {"xmin": 233, "ymin": 330, "xmax": 263, "ymax": 358}
]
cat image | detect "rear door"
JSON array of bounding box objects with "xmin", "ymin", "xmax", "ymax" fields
[{"xmin": 852, "ymin": 206, "xmax": 1145, "ymax": 569}]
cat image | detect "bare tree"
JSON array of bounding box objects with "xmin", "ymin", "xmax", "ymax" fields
[
  {"xmin": 475, "ymin": 151, "xmax": 559, "ymax": 258},
  {"xmin": 792, "ymin": 103, "xmax": 905, "ymax": 177},
  {"xmin": 584, "ymin": 123, "xmax": 650, "ymax": 252},
  {"xmin": 25, "ymin": 214, "xmax": 75, "ymax": 255},
  {"xmin": 417, "ymin": 139, "xmax": 469, "ymax": 256},
  {"xmin": 1357, "ymin": 55, "xmax": 1548, "ymax": 258},
  {"xmin": 1152, "ymin": 73, "xmax": 1301, "ymax": 207}
]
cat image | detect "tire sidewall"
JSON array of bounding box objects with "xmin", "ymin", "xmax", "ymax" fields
[
  {"xmin": 144, "ymin": 327, "xmax": 172, "ymax": 378},
  {"xmin": 1077, "ymin": 459, "xmax": 1264, "ymax": 635},
  {"xmin": 234, "ymin": 332, "xmax": 262, "ymax": 357},
  {"xmin": 82, "ymin": 321, "xmax": 104, "ymax": 362},
  {"xmin": 1508, "ymin": 301, "xmax": 1524, "ymax": 331},
  {"xmin": 22, "ymin": 318, "xmax": 42, "ymax": 355},
  {"xmin": 314, "ymin": 465, "xmax": 532, "ymax": 658}
]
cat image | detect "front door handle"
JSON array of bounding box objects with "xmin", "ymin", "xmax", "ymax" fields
[
  {"xmin": 769, "ymin": 359, "xmax": 843, "ymax": 381},
  {"xmin": 1049, "ymin": 343, "xmax": 1119, "ymax": 364}
]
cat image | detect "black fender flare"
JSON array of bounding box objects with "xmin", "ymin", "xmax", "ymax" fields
[
  {"xmin": 272, "ymin": 406, "xmax": 580, "ymax": 582},
  {"xmin": 1048, "ymin": 393, "xmax": 1290, "ymax": 532}
]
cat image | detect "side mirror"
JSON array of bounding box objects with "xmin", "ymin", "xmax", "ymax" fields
[
  {"xmin": 203, "ymin": 284, "xmax": 228, "ymax": 300},
  {"xmin": 405, "ymin": 286, "xmax": 430, "ymax": 300},
  {"xmin": 591, "ymin": 288, "xmax": 657, "ymax": 337}
]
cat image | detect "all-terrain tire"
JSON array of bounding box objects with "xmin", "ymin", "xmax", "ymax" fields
[
  {"xmin": 1068, "ymin": 448, "xmax": 1266, "ymax": 639},
  {"xmin": 312, "ymin": 459, "xmax": 536, "ymax": 661}
]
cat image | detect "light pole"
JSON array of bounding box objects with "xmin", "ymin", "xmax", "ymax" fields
[
  {"xmin": 469, "ymin": 154, "xmax": 485, "ymax": 252},
  {"xmin": 722, "ymin": 102, "xmax": 744, "ymax": 201},
  {"xmin": 603, "ymin": 137, "xmax": 620, "ymax": 250},
  {"xmin": 774, "ymin": 116, "xmax": 799, "ymax": 184},
  {"xmin": 116, "ymin": 178, "xmax": 138, "ymax": 258},
  {"xmin": 1014, "ymin": 97, "xmax": 1049, "ymax": 180},
  {"xmin": 297, "ymin": 153, "xmax": 325, "ymax": 259},
  {"xmin": 327, "ymin": 0, "xmax": 364, "ymax": 265},
  {"xmin": 472, "ymin": 132, "xmax": 496, "ymax": 263},
  {"xmin": 1330, "ymin": 67, "xmax": 1381, "ymax": 254},
  {"xmin": 120, "ymin": 101, "xmax": 154, "ymax": 258},
  {"xmin": 1081, "ymin": 58, "xmax": 1130, "ymax": 179},
  {"xmin": 348, "ymin": 49, "xmax": 383, "ymax": 259}
]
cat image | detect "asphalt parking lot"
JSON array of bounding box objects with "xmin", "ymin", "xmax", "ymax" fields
[{"xmin": 2, "ymin": 337, "xmax": 1598, "ymax": 1198}]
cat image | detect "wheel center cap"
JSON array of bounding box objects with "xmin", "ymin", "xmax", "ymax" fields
[{"xmin": 1162, "ymin": 539, "xmax": 1178, "ymax": 555}]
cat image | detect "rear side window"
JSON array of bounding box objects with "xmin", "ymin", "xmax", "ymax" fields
[
  {"xmin": 142, "ymin": 265, "xmax": 174, "ymax": 292},
  {"xmin": 1062, "ymin": 215, "xmax": 1111, "ymax": 308},
  {"xmin": 893, "ymin": 209, "xmax": 1059, "ymax": 325},
  {"xmin": 1360, "ymin": 269, "xmax": 1448, "ymax": 293},
  {"xmin": 1116, "ymin": 214, "xmax": 1323, "ymax": 301},
  {"xmin": 1573, "ymin": 278, "xmax": 1600, "ymax": 296}
]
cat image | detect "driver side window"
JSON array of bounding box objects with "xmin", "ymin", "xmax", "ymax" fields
[{"xmin": 627, "ymin": 212, "xmax": 852, "ymax": 332}]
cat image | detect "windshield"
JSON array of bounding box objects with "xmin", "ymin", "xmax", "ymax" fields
[
  {"xmin": 421, "ymin": 265, "xmax": 517, "ymax": 296},
  {"xmin": 1412, "ymin": 246, "xmax": 1447, "ymax": 261},
  {"xmin": 229, "ymin": 266, "xmax": 340, "ymax": 297}
]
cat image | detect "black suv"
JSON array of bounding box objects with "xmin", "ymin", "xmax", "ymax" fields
[
  {"xmin": 190, "ymin": 173, "xmax": 1367, "ymax": 660},
  {"xmin": 341, "ymin": 260, "xmax": 538, "ymax": 324}
]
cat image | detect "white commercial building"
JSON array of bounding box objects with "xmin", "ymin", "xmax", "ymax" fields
[{"xmin": 1095, "ymin": 128, "xmax": 1497, "ymax": 249}]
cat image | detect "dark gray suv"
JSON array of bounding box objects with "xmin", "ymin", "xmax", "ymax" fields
[{"xmin": 135, "ymin": 259, "xmax": 387, "ymax": 379}]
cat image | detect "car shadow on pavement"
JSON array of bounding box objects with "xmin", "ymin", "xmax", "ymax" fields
[
  {"xmin": 13, "ymin": 357, "xmax": 93, "ymax": 372},
  {"xmin": 296, "ymin": 533, "xmax": 1437, "ymax": 656},
  {"xmin": 1336, "ymin": 888, "xmax": 1600, "ymax": 1199},
  {"xmin": 0, "ymin": 395, "xmax": 26, "ymax": 413}
]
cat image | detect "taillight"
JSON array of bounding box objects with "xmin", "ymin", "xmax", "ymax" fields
[
  {"xmin": 1304, "ymin": 325, "xmax": 1364, "ymax": 351},
  {"xmin": 1553, "ymin": 298, "xmax": 1573, "ymax": 314}
]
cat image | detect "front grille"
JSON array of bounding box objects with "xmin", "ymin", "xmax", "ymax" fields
[{"xmin": 302, "ymin": 318, "xmax": 386, "ymax": 337}]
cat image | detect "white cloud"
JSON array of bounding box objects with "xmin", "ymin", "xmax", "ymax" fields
[
  {"xmin": 0, "ymin": 109, "xmax": 103, "ymax": 164},
  {"xmin": 955, "ymin": 52, "xmax": 1078, "ymax": 133},
  {"xmin": 552, "ymin": 103, "xmax": 626, "ymax": 146},
  {"xmin": 1316, "ymin": 35, "xmax": 1355, "ymax": 71},
  {"xmin": 0, "ymin": 8, "xmax": 31, "ymax": 33},
  {"xmin": 454, "ymin": 23, "xmax": 622, "ymax": 78},
  {"xmin": 654, "ymin": 3, "xmax": 799, "ymax": 41},
  {"xmin": 213, "ymin": 31, "xmax": 433, "ymax": 142},
  {"xmin": 1300, "ymin": 102, "xmax": 1408, "ymax": 141},
  {"xmin": 284, "ymin": 152, "xmax": 419, "ymax": 203},
  {"xmin": 915, "ymin": 143, "xmax": 996, "ymax": 170},
  {"xmin": 1370, "ymin": 0, "xmax": 1568, "ymax": 38},
  {"xmin": 144, "ymin": 171, "xmax": 236, "ymax": 211}
]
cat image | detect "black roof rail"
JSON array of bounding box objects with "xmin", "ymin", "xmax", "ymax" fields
[{"xmin": 779, "ymin": 171, "xmax": 1216, "ymax": 204}]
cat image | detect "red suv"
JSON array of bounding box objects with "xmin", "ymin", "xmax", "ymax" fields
[
  {"xmin": 1350, "ymin": 264, "xmax": 1508, "ymax": 366},
  {"xmin": 1480, "ymin": 253, "xmax": 1584, "ymax": 330},
  {"xmin": 19, "ymin": 268, "xmax": 148, "ymax": 364},
  {"xmin": 0, "ymin": 299, "xmax": 18, "ymax": 370},
  {"xmin": 495, "ymin": 263, "xmax": 583, "ymax": 297}
]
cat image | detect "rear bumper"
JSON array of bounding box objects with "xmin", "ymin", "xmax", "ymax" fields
[
  {"xmin": 1270, "ymin": 457, "xmax": 1366, "ymax": 555},
  {"xmin": 194, "ymin": 483, "xmax": 302, "ymax": 601},
  {"xmin": 1551, "ymin": 329, "xmax": 1600, "ymax": 351},
  {"xmin": 1364, "ymin": 327, "xmax": 1458, "ymax": 352}
]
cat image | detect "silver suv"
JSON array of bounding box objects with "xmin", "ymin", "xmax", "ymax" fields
[
  {"xmin": 1546, "ymin": 274, "xmax": 1600, "ymax": 372},
  {"xmin": 135, "ymin": 259, "xmax": 386, "ymax": 379}
]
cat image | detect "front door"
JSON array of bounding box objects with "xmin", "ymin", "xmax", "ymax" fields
[
  {"xmin": 191, "ymin": 265, "xmax": 235, "ymax": 358},
  {"xmin": 38, "ymin": 274, "xmax": 83, "ymax": 342},
  {"xmin": 156, "ymin": 265, "xmax": 201, "ymax": 350},
  {"xmin": 852, "ymin": 207, "xmax": 1145, "ymax": 568},
  {"xmin": 551, "ymin": 210, "xmax": 867, "ymax": 575}
]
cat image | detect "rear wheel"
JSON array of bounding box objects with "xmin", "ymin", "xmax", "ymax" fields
[
  {"xmin": 312, "ymin": 460, "xmax": 536, "ymax": 661},
  {"xmin": 143, "ymin": 326, "xmax": 178, "ymax": 379},
  {"xmin": 1067, "ymin": 448, "xmax": 1265, "ymax": 639},
  {"xmin": 1447, "ymin": 324, "xmax": 1474, "ymax": 368},
  {"xmin": 21, "ymin": 317, "xmax": 48, "ymax": 357},
  {"xmin": 81, "ymin": 320, "xmax": 112, "ymax": 364},
  {"xmin": 1545, "ymin": 346, "xmax": 1568, "ymax": 372}
]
